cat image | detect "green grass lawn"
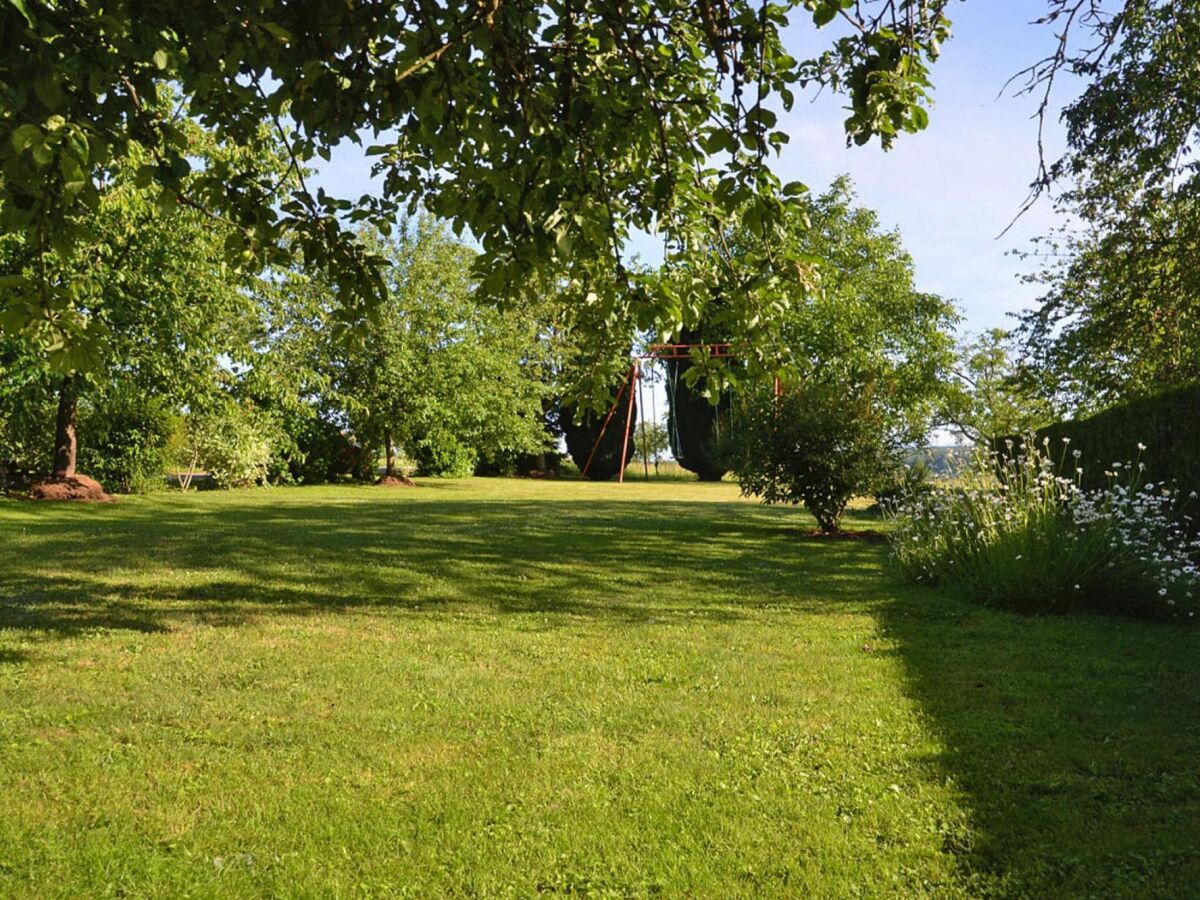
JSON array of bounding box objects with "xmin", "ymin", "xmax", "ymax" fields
[{"xmin": 1, "ymin": 479, "xmax": 1198, "ymax": 897}]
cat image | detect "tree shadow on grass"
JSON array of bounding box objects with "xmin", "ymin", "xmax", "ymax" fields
[
  {"xmin": 0, "ymin": 497, "xmax": 881, "ymax": 639},
  {"xmin": 880, "ymin": 588, "xmax": 1200, "ymax": 895},
  {"xmin": 0, "ymin": 646, "xmax": 29, "ymax": 665},
  {"xmin": 6, "ymin": 491, "xmax": 1197, "ymax": 891}
]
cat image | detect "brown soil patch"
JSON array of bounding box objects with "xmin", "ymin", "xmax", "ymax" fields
[
  {"xmin": 29, "ymin": 474, "xmax": 113, "ymax": 502},
  {"xmin": 377, "ymin": 474, "xmax": 415, "ymax": 487}
]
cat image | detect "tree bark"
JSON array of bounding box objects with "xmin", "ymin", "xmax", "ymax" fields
[
  {"xmin": 52, "ymin": 375, "xmax": 78, "ymax": 479},
  {"xmin": 384, "ymin": 427, "xmax": 396, "ymax": 477}
]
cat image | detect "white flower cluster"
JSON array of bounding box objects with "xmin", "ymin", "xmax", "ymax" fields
[{"xmin": 887, "ymin": 438, "xmax": 1200, "ymax": 616}]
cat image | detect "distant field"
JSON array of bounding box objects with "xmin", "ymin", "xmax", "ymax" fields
[{"xmin": 1, "ymin": 479, "xmax": 1197, "ymax": 896}]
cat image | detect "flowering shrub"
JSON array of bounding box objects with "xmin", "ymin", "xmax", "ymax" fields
[
  {"xmin": 888, "ymin": 437, "xmax": 1200, "ymax": 618},
  {"xmin": 182, "ymin": 404, "xmax": 274, "ymax": 489}
]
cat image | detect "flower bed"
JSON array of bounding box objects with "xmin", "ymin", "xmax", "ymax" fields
[{"xmin": 888, "ymin": 438, "xmax": 1200, "ymax": 618}]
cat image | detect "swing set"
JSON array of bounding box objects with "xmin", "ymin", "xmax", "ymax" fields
[{"xmin": 580, "ymin": 343, "xmax": 736, "ymax": 482}]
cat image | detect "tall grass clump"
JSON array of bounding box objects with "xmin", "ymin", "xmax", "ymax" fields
[{"xmin": 888, "ymin": 437, "xmax": 1200, "ymax": 618}]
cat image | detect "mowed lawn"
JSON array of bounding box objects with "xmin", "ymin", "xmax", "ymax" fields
[{"xmin": 1, "ymin": 480, "xmax": 1198, "ymax": 897}]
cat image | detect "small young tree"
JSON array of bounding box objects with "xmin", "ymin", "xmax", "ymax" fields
[
  {"xmin": 732, "ymin": 380, "xmax": 900, "ymax": 534},
  {"xmin": 942, "ymin": 329, "xmax": 1057, "ymax": 445},
  {"xmin": 634, "ymin": 419, "xmax": 671, "ymax": 473}
]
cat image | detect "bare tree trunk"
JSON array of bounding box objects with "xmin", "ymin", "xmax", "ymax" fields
[
  {"xmin": 52, "ymin": 375, "xmax": 77, "ymax": 479},
  {"xmin": 384, "ymin": 427, "xmax": 396, "ymax": 478},
  {"xmin": 180, "ymin": 449, "xmax": 199, "ymax": 492}
]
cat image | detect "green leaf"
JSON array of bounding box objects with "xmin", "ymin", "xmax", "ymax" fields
[
  {"xmin": 31, "ymin": 142, "xmax": 53, "ymax": 166},
  {"xmin": 153, "ymin": 49, "xmax": 169, "ymax": 70},
  {"xmin": 34, "ymin": 76, "xmax": 62, "ymax": 111},
  {"xmin": 554, "ymin": 227, "xmax": 574, "ymax": 260},
  {"xmin": 701, "ymin": 129, "xmax": 737, "ymax": 156},
  {"xmin": 10, "ymin": 123, "xmax": 41, "ymax": 153},
  {"xmin": 4, "ymin": 0, "xmax": 34, "ymax": 27},
  {"xmin": 133, "ymin": 164, "xmax": 156, "ymax": 189},
  {"xmin": 813, "ymin": 4, "xmax": 838, "ymax": 27},
  {"xmin": 261, "ymin": 22, "xmax": 292, "ymax": 44}
]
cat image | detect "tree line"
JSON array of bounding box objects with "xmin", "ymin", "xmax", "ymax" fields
[{"xmin": 3, "ymin": 1, "xmax": 1197, "ymax": 526}]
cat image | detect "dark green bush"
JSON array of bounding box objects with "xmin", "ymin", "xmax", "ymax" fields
[
  {"xmin": 557, "ymin": 391, "xmax": 638, "ymax": 481},
  {"xmin": 79, "ymin": 395, "xmax": 179, "ymax": 493},
  {"xmin": 665, "ymin": 356, "xmax": 732, "ymax": 482},
  {"xmin": 290, "ymin": 417, "xmax": 372, "ymax": 484},
  {"xmin": 413, "ymin": 431, "xmax": 477, "ymax": 477}
]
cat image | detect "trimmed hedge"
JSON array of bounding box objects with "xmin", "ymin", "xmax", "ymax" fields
[{"xmin": 996, "ymin": 383, "xmax": 1200, "ymax": 499}]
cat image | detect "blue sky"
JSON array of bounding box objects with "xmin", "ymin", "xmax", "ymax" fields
[
  {"xmin": 766, "ymin": 0, "xmax": 1079, "ymax": 337},
  {"xmin": 312, "ymin": 1, "xmax": 1079, "ymax": 343}
]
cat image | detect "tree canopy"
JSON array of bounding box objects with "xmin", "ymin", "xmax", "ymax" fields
[
  {"xmin": 0, "ymin": 118, "xmax": 276, "ymax": 480},
  {"xmin": 266, "ymin": 218, "xmax": 552, "ymax": 478},
  {"xmin": 1016, "ymin": 1, "xmax": 1200, "ymax": 409},
  {"xmin": 723, "ymin": 177, "xmax": 956, "ymax": 528},
  {"xmin": 942, "ymin": 329, "xmax": 1057, "ymax": 445},
  {"xmin": 1, "ymin": 0, "xmax": 953, "ymax": 373}
]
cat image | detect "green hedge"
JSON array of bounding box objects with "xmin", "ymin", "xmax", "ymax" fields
[{"xmin": 996, "ymin": 383, "xmax": 1200, "ymax": 498}]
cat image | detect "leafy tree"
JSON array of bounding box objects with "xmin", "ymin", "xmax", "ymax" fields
[
  {"xmin": 1021, "ymin": 1, "xmax": 1198, "ymax": 205},
  {"xmin": 772, "ymin": 178, "xmax": 956, "ymax": 422},
  {"xmin": 718, "ymin": 178, "xmax": 956, "ymax": 530},
  {"xmin": 1018, "ymin": 194, "xmax": 1200, "ymax": 409},
  {"xmin": 942, "ymin": 329, "xmax": 1057, "ymax": 445},
  {"xmin": 1, "ymin": 1, "xmax": 954, "ymax": 377},
  {"xmin": 634, "ymin": 419, "xmax": 671, "ymax": 473},
  {"xmin": 1015, "ymin": 2, "xmax": 1200, "ymax": 408},
  {"xmin": 662, "ymin": 178, "xmax": 956, "ymax": 425},
  {"xmin": 558, "ymin": 381, "xmax": 639, "ymax": 480},
  {"xmin": 0, "ymin": 334, "xmax": 55, "ymax": 482},
  {"xmin": 0, "ymin": 118, "xmax": 281, "ymax": 487},
  {"xmin": 731, "ymin": 379, "xmax": 900, "ymax": 534},
  {"xmin": 271, "ymin": 217, "xmax": 551, "ymax": 479}
]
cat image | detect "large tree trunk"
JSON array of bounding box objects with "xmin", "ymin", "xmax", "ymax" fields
[
  {"xmin": 52, "ymin": 375, "xmax": 78, "ymax": 479},
  {"xmin": 384, "ymin": 427, "xmax": 396, "ymax": 478}
]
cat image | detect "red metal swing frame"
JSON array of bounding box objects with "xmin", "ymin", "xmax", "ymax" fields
[{"xmin": 580, "ymin": 343, "xmax": 736, "ymax": 482}]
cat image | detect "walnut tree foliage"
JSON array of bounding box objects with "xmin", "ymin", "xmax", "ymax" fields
[
  {"xmin": 1, "ymin": 0, "xmax": 954, "ymax": 377},
  {"xmin": 1014, "ymin": 1, "xmax": 1200, "ymax": 409}
]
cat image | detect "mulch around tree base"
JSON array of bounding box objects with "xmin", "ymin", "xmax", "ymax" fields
[
  {"xmin": 29, "ymin": 474, "xmax": 113, "ymax": 502},
  {"xmin": 377, "ymin": 475, "xmax": 416, "ymax": 487}
]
